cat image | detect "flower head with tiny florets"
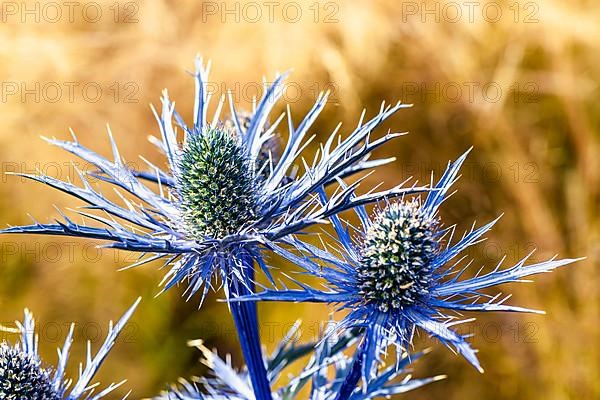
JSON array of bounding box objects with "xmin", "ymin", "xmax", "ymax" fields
[
  {"xmin": 357, "ymin": 199, "xmax": 439, "ymax": 312},
  {"xmin": 0, "ymin": 344, "xmax": 58, "ymax": 400},
  {"xmin": 176, "ymin": 126, "xmax": 259, "ymax": 240}
]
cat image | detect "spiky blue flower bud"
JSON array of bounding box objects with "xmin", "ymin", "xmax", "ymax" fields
[
  {"xmin": 358, "ymin": 199, "xmax": 439, "ymax": 312},
  {"xmin": 0, "ymin": 344, "xmax": 58, "ymax": 400},
  {"xmin": 176, "ymin": 127, "xmax": 259, "ymax": 240}
]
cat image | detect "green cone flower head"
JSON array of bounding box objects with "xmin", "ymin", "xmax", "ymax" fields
[
  {"xmin": 357, "ymin": 198, "xmax": 440, "ymax": 312},
  {"xmin": 176, "ymin": 126, "xmax": 259, "ymax": 240}
]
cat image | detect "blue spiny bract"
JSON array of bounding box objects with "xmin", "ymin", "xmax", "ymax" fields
[
  {"xmin": 155, "ymin": 326, "xmax": 441, "ymax": 399},
  {"xmin": 0, "ymin": 344, "xmax": 58, "ymax": 400},
  {"xmin": 177, "ymin": 127, "xmax": 259, "ymax": 240},
  {"xmin": 358, "ymin": 199, "xmax": 439, "ymax": 312},
  {"xmin": 225, "ymin": 111, "xmax": 282, "ymax": 182}
]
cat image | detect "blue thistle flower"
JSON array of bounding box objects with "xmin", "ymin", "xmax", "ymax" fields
[
  {"xmin": 0, "ymin": 299, "xmax": 140, "ymax": 399},
  {"xmin": 0, "ymin": 57, "xmax": 422, "ymax": 400},
  {"xmin": 156, "ymin": 324, "xmax": 441, "ymax": 400},
  {"xmin": 231, "ymin": 149, "xmax": 581, "ymax": 389},
  {"xmin": 0, "ymin": 56, "xmax": 419, "ymax": 303}
]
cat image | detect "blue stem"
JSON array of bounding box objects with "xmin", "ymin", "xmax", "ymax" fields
[
  {"xmin": 229, "ymin": 253, "xmax": 273, "ymax": 400},
  {"xmin": 335, "ymin": 340, "xmax": 366, "ymax": 400}
]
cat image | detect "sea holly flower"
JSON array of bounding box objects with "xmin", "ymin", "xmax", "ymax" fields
[
  {"xmin": 232, "ymin": 149, "xmax": 581, "ymax": 394},
  {"xmin": 0, "ymin": 57, "xmax": 423, "ymax": 400},
  {"xmin": 156, "ymin": 324, "xmax": 440, "ymax": 399},
  {"xmin": 0, "ymin": 57, "xmax": 419, "ymax": 301},
  {"xmin": 0, "ymin": 298, "xmax": 140, "ymax": 399}
]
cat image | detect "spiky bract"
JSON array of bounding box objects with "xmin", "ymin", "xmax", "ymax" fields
[
  {"xmin": 224, "ymin": 110, "xmax": 282, "ymax": 176},
  {"xmin": 155, "ymin": 325, "xmax": 440, "ymax": 400}
]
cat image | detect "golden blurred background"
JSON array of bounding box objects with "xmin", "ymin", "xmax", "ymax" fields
[{"xmin": 0, "ymin": 0, "xmax": 598, "ymax": 398}]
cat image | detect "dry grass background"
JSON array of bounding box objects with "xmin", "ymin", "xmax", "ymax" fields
[{"xmin": 0, "ymin": 0, "xmax": 598, "ymax": 398}]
